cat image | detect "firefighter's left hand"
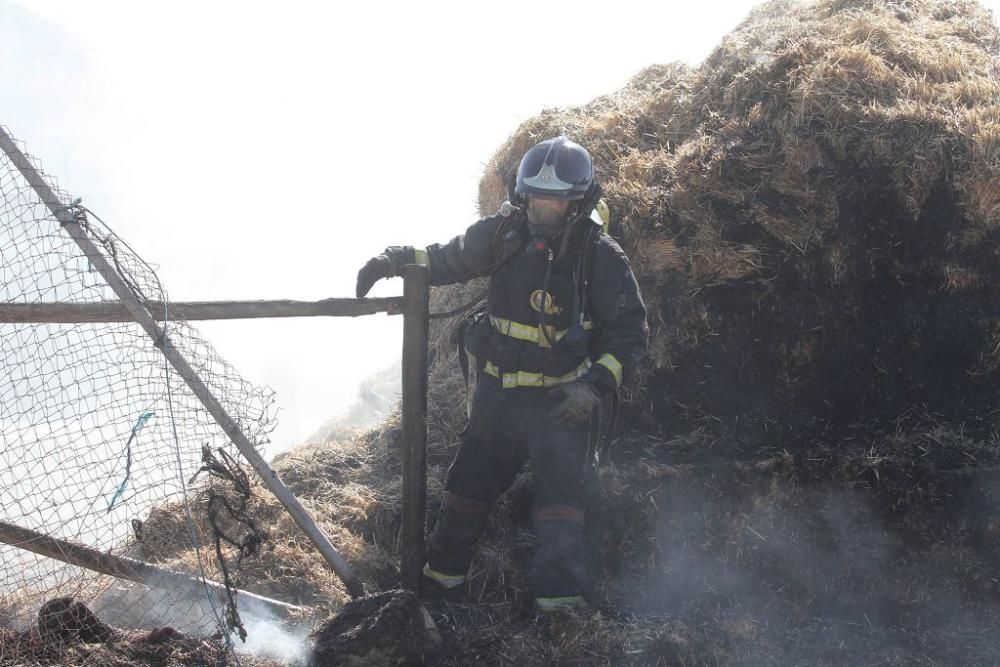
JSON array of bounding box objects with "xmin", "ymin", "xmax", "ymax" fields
[
  {"xmin": 356, "ymin": 246, "xmax": 416, "ymax": 298},
  {"xmin": 550, "ymin": 381, "xmax": 601, "ymax": 426},
  {"xmin": 356, "ymin": 253, "xmax": 394, "ymax": 298}
]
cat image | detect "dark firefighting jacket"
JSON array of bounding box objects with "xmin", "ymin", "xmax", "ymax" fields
[{"xmin": 419, "ymin": 204, "xmax": 648, "ymax": 396}]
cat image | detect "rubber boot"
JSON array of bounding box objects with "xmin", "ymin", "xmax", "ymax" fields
[
  {"xmin": 424, "ymin": 492, "xmax": 491, "ymax": 599},
  {"xmin": 530, "ymin": 508, "xmax": 589, "ymax": 612}
]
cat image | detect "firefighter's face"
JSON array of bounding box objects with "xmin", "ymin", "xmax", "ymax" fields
[{"xmin": 527, "ymin": 196, "xmax": 571, "ymax": 237}]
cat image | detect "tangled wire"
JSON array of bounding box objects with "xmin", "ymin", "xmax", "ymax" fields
[{"xmin": 190, "ymin": 446, "xmax": 267, "ymax": 642}]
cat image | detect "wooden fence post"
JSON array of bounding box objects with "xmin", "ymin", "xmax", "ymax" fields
[{"xmin": 400, "ymin": 264, "xmax": 430, "ymax": 592}]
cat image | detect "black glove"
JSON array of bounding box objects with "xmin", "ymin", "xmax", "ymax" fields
[
  {"xmin": 355, "ymin": 246, "xmax": 416, "ymax": 298},
  {"xmin": 549, "ymin": 381, "xmax": 601, "ymax": 427}
]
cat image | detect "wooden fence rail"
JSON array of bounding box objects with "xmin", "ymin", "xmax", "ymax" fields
[{"xmin": 0, "ymin": 298, "xmax": 402, "ymax": 323}]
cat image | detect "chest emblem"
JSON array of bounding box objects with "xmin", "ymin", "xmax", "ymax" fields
[{"xmin": 529, "ymin": 290, "xmax": 561, "ymax": 315}]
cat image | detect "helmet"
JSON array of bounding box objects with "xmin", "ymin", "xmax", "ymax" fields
[{"xmin": 514, "ymin": 136, "xmax": 594, "ymax": 201}]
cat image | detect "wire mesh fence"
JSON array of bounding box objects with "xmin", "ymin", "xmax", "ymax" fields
[{"xmin": 0, "ymin": 126, "xmax": 278, "ymax": 647}]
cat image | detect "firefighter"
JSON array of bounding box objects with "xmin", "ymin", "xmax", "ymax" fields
[{"xmin": 356, "ymin": 136, "xmax": 648, "ymax": 612}]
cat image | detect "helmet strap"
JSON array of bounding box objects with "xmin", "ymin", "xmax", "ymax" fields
[{"xmin": 506, "ymin": 168, "xmax": 526, "ymax": 209}]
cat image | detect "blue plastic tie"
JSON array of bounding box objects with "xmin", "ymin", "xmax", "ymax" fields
[{"xmin": 107, "ymin": 411, "xmax": 154, "ymax": 513}]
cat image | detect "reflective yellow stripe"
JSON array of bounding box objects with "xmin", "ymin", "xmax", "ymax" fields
[
  {"xmin": 414, "ymin": 248, "xmax": 429, "ymax": 267},
  {"xmin": 595, "ymin": 353, "xmax": 623, "ymax": 387},
  {"xmin": 422, "ymin": 563, "xmax": 465, "ymax": 588},
  {"xmin": 489, "ymin": 315, "xmax": 592, "ymax": 348},
  {"xmin": 482, "ymin": 358, "xmax": 591, "ymax": 388}
]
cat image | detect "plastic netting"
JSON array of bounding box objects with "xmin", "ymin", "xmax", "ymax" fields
[{"xmin": 0, "ymin": 126, "xmax": 278, "ymax": 641}]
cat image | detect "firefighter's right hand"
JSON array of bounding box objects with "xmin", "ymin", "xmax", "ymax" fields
[
  {"xmin": 549, "ymin": 381, "xmax": 601, "ymax": 426},
  {"xmin": 355, "ymin": 246, "xmax": 415, "ymax": 298}
]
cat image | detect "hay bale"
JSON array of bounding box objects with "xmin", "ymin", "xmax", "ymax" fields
[{"xmin": 467, "ymin": 0, "xmax": 1000, "ymax": 444}]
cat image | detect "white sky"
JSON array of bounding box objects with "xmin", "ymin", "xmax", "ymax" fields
[{"xmin": 3, "ymin": 0, "xmax": 998, "ymax": 452}]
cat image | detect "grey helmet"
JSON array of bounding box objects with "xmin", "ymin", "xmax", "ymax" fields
[{"xmin": 514, "ymin": 136, "xmax": 594, "ymax": 201}]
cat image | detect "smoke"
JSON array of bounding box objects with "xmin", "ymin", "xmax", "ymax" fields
[
  {"xmin": 612, "ymin": 463, "xmax": 1000, "ymax": 664},
  {"xmin": 86, "ymin": 574, "xmax": 315, "ymax": 665},
  {"xmin": 233, "ymin": 600, "xmax": 312, "ymax": 667}
]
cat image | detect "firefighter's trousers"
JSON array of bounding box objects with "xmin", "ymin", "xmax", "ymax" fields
[{"xmin": 426, "ymin": 375, "xmax": 591, "ymax": 599}]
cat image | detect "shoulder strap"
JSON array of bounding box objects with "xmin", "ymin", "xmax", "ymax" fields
[
  {"xmin": 489, "ymin": 213, "xmax": 528, "ymax": 271},
  {"xmin": 572, "ymin": 222, "xmax": 602, "ymax": 323}
]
